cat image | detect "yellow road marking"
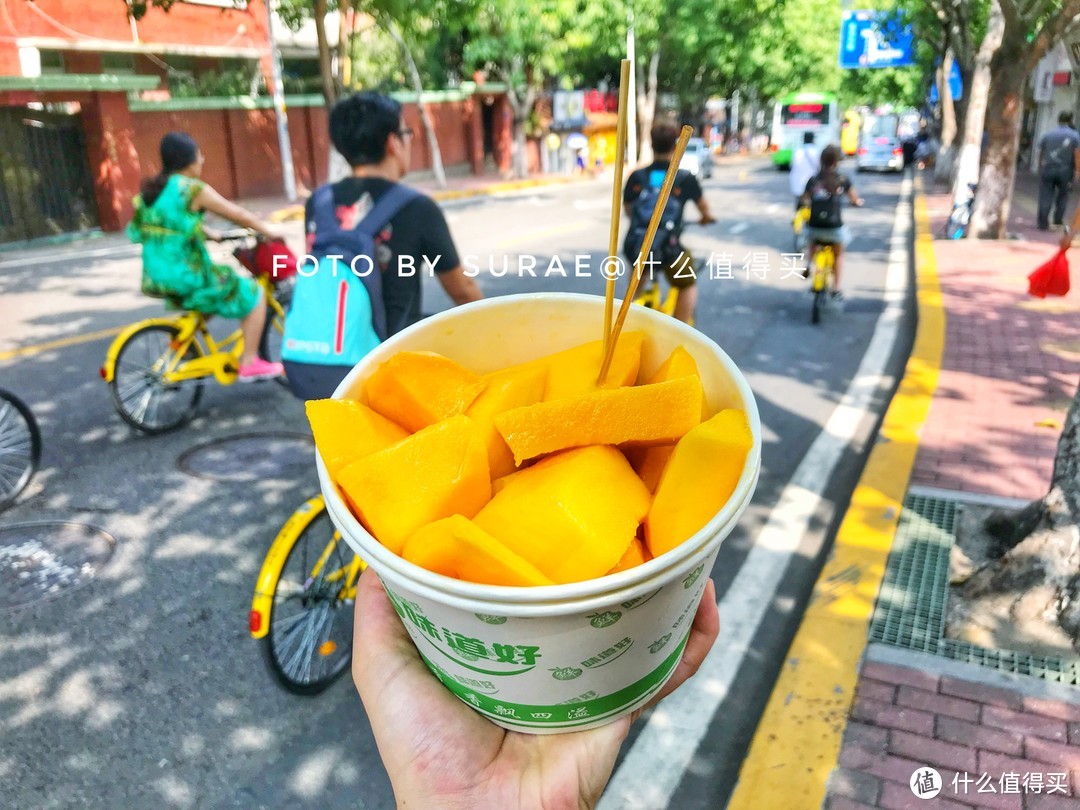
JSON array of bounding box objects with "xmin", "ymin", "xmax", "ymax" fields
[
  {"xmin": 0, "ymin": 326, "xmax": 123, "ymax": 362},
  {"xmin": 727, "ymin": 176, "xmax": 945, "ymax": 808}
]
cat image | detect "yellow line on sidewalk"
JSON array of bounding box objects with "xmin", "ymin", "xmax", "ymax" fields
[
  {"xmin": 727, "ymin": 176, "xmax": 945, "ymax": 809},
  {"xmin": 0, "ymin": 326, "xmax": 123, "ymax": 362}
]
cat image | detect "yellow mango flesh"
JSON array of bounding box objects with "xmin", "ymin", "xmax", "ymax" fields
[
  {"xmin": 625, "ymin": 444, "xmax": 675, "ymax": 493},
  {"xmin": 645, "ymin": 344, "xmax": 708, "ymax": 419},
  {"xmin": 474, "ymin": 446, "xmax": 650, "ymax": 584},
  {"xmin": 492, "ymin": 469, "xmax": 525, "ymax": 495},
  {"xmin": 495, "ymin": 376, "xmax": 703, "ymax": 465},
  {"xmin": 364, "ymin": 351, "xmax": 486, "ymax": 433},
  {"xmin": 338, "ymin": 414, "xmax": 491, "ymax": 555},
  {"xmin": 306, "ymin": 399, "xmax": 409, "ymax": 477},
  {"xmin": 646, "ymin": 409, "xmax": 753, "ymax": 558},
  {"xmin": 466, "ymin": 365, "xmax": 547, "ymax": 478},
  {"xmin": 402, "ymin": 515, "xmax": 555, "ymax": 587},
  {"xmin": 538, "ymin": 331, "xmax": 643, "ymax": 401},
  {"xmin": 608, "ymin": 537, "xmax": 651, "ymax": 574}
]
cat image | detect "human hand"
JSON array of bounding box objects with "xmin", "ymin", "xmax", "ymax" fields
[
  {"xmin": 259, "ymin": 223, "xmax": 287, "ymax": 242},
  {"xmin": 202, "ymin": 225, "xmax": 223, "ymax": 242},
  {"xmin": 352, "ymin": 568, "xmax": 720, "ymax": 809}
]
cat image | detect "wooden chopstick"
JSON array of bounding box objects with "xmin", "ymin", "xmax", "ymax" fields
[{"xmin": 602, "ymin": 59, "xmax": 632, "ymax": 356}]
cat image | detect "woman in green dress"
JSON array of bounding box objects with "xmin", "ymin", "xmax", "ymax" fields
[{"xmin": 127, "ymin": 132, "xmax": 285, "ymax": 381}]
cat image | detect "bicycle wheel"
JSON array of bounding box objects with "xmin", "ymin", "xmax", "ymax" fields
[
  {"xmin": 108, "ymin": 324, "xmax": 204, "ymax": 434},
  {"xmin": 0, "ymin": 390, "xmax": 41, "ymax": 511},
  {"xmin": 811, "ymin": 288, "xmax": 826, "ymax": 324},
  {"xmin": 259, "ymin": 288, "xmax": 290, "ymax": 388},
  {"xmin": 262, "ymin": 504, "xmax": 357, "ymax": 695}
]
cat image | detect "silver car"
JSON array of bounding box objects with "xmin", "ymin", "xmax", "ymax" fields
[
  {"xmin": 680, "ymin": 137, "xmax": 714, "ymax": 179},
  {"xmin": 855, "ymin": 114, "xmax": 903, "ymax": 173}
]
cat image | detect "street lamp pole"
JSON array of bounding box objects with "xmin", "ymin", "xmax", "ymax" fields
[{"xmin": 264, "ymin": 0, "xmax": 297, "ymax": 202}]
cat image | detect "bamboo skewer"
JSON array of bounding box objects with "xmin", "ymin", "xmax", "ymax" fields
[
  {"xmin": 602, "ymin": 59, "xmax": 632, "ymax": 357},
  {"xmin": 598, "ymin": 125, "xmax": 693, "ymax": 383}
]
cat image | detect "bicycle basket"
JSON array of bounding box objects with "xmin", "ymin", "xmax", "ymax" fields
[{"xmin": 235, "ymin": 239, "xmax": 299, "ymax": 283}]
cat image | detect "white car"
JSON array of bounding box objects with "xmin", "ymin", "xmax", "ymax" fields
[
  {"xmin": 855, "ymin": 114, "xmax": 904, "ymax": 173},
  {"xmin": 680, "ymin": 137, "xmax": 714, "ymax": 179}
]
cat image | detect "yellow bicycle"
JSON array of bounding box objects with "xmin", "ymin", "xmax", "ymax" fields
[
  {"xmin": 100, "ymin": 232, "xmax": 292, "ymax": 434},
  {"xmin": 809, "ymin": 243, "xmax": 836, "ymax": 325},
  {"xmin": 793, "ymin": 205, "xmax": 811, "ymax": 253},
  {"xmin": 250, "ymin": 494, "xmax": 367, "ymax": 694}
]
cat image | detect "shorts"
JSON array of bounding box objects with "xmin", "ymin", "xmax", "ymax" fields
[
  {"xmin": 282, "ymin": 360, "xmax": 351, "ymax": 401},
  {"xmin": 805, "ymin": 225, "xmax": 851, "ymax": 248},
  {"xmin": 643, "ymin": 247, "xmax": 696, "ymax": 289}
]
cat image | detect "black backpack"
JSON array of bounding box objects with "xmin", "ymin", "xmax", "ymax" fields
[
  {"xmin": 623, "ymin": 170, "xmax": 688, "ymax": 267},
  {"xmin": 807, "ymin": 173, "xmax": 844, "ymax": 229}
]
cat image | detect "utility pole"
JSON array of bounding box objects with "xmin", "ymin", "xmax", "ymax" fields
[
  {"xmin": 626, "ymin": 8, "xmax": 637, "ymax": 166},
  {"xmin": 264, "ymin": 0, "xmax": 297, "ymax": 202}
]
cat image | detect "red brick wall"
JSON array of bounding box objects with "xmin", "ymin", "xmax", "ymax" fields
[
  {"xmin": 131, "ymin": 108, "xmax": 239, "ymax": 198},
  {"xmin": 226, "ymin": 108, "xmax": 284, "ymax": 198},
  {"xmin": 0, "ymin": 0, "xmax": 271, "ymax": 76}
]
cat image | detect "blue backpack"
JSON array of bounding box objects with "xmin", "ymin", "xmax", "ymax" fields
[
  {"xmin": 623, "ymin": 168, "xmax": 688, "ymax": 266},
  {"xmin": 282, "ymin": 183, "xmax": 419, "ymax": 367}
]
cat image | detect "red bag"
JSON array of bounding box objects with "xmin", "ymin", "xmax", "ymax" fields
[
  {"xmin": 235, "ymin": 239, "xmax": 299, "ymax": 282},
  {"xmin": 1028, "ymin": 249, "xmax": 1070, "ymax": 298}
]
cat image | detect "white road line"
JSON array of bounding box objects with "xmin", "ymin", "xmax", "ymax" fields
[
  {"xmin": 766, "ymin": 203, "xmax": 780, "ymax": 214},
  {"xmin": 598, "ymin": 175, "xmax": 913, "ymax": 810},
  {"xmin": 728, "ymin": 222, "xmax": 749, "ymax": 234},
  {"xmin": 0, "ymin": 244, "xmax": 141, "ymax": 269}
]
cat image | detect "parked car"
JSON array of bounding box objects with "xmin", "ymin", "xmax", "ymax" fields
[
  {"xmin": 680, "ymin": 137, "xmax": 714, "ymax": 179},
  {"xmin": 855, "ymin": 114, "xmax": 904, "ymax": 173}
]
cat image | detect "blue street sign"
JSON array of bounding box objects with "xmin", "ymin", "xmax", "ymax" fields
[
  {"xmin": 929, "ymin": 60, "xmax": 964, "ymax": 103},
  {"xmin": 839, "ymin": 10, "xmax": 915, "ymax": 69}
]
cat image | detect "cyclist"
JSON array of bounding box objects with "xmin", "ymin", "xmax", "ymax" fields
[
  {"xmin": 799, "ymin": 145, "xmax": 863, "ymax": 299},
  {"xmin": 127, "ymin": 132, "xmax": 285, "ymax": 381},
  {"xmin": 623, "ymin": 121, "xmax": 715, "ymax": 325},
  {"xmin": 282, "ymin": 91, "xmax": 483, "ymax": 399}
]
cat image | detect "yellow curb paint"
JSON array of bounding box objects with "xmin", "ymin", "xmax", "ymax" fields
[
  {"xmin": 0, "ymin": 326, "xmax": 124, "ymax": 362},
  {"xmin": 727, "ymin": 176, "xmax": 945, "ymax": 809}
]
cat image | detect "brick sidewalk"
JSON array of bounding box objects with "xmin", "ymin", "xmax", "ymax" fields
[
  {"xmin": 821, "ymin": 172, "xmax": 1080, "ymax": 810},
  {"xmin": 910, "ymin": 173, "xmax": 1080, "ymax": 501}
]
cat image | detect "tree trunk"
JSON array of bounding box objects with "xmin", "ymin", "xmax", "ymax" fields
[
  {"xmin": 935, "ymin": 50, "xmax": 958, "ymax": 184},
  {"xmin": 950, "ymin": 0, "xmax": 1004, "ymax": 208},
  {"xmin": 385, "ymin": 19, "xmax": 446, "ymax": 188},
  {"xmin": 637, "ymin": 49, "xmax": 659, "ymax": 166},
  {"xmin": 958, "ymin": 377, "xmax": 1080, "ymax": 649},
  {"xmin": 313, "ymin": 0, "xmax": 338, "ymax": 106},
  {"xmin": 337, "ymin": 0, "xmax": 351, "ymax": 90},
  {"xmin": 969, "ymin": 39, "xmax": 1027, "ymax": 239},
  {"xmin": 505, "ymin": 68, "xmax": 536, "ymax": 180}
]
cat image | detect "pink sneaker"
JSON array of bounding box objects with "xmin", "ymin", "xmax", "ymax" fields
[{"xmin": 237, "ymin": 357, "xmax": 284, "ymax": 382}]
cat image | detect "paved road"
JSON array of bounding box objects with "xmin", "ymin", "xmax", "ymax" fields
[{"xmin": 0, "ymin": 158, "xmax": 911, "ymax": 809}]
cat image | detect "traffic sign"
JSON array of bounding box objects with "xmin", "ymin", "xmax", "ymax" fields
[{"xmin": 839, "ymin": 10, "xmax": 915, "ymax": 69}]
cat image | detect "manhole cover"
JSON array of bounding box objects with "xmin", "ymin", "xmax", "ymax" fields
[
  {"xmin": 0, "ymin": 522, "xmax": 116, "ymax": 610},
  {"xmin": 178, "ymin": 432, "xmax": 315, "ymax": 482}
]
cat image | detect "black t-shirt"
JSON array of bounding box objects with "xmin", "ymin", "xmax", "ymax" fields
[
  {"xmin": 804, "ymin": 172, "xmax": 852, "ymax": 229},
  {"xmin": 623, "ymin": 161, "xmax": 703, "ymax": 229},
  {"xmin": 304, "ymin": 177, "xmax": 460, "ymax": 336}
]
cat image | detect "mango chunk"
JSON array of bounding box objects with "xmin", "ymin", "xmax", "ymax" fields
[
  {"xmin": 645, "ymin": 345, "xmax": 700, "ymax": 385},
  {"xmin": 466, "ymin": 365, "xmax": 547, "ymax": 478},
  {"xmin": 338, "ymin": 415, "xmax": 491, "ymax": 555},
  {"xmin": 539, "ymin": 332, "xmax": 643, "ymax": 401},
  {"xmin": 492, "ymin": 469, "xmax": 525, "ymax": 495},
  {"xmin": 474, "ymin": 446, "xmax": 649, "ymax": 584},
  {"xmin": 306, "ymin": 399, "xmax": 409, "ymax": 477},
  {"xmin": 364, "ymin": 351, "xmax": 486, "ymax": 433},
  {"xmin": 625, "ymin": 444, "xmax": 675, "ymax": 493},
  {"xmin": 402, "ymin": 515, "xmax": 555, "ymax": 587},
  {"xmin": 495, "ymin": 376, "xmax": 703, "ymax": 465},
  {"xmin": 646, "ymin": 409, "xmax": 753, "ymax": 558},
  {"xmin": 608, "ymin": 538, "xmax": 651, "ymax": 574}
]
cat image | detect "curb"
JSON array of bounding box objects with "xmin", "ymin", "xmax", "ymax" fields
[
  {"xmin": 727, "ymin": 175, "xmax": 946, "ymax": 808},
  {"xmin": 266, "ymin": 175, "xmax": 581, "ymax": 222}
]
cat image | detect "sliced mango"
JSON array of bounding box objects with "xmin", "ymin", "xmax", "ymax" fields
[
  {"xmin": 402, "ymin": 515, "xmax": 555, "ymax": 587},
  {"xmin": 306, "ymin": 399, "xmax": 409, "ymax": 477},
  {"xmin": 466, "ymin": 365, "xmax": 547, "ymax": 478},
  {"xmin": 338, "ymin": 414, "xmax": 491, "ymax": 555},
  {"xmin": 474, "ymin": 446, "xmax": 650, "ymax": 584},
  {"xmin": 646, "ymin": 409, "xmax": 753, "ymax": 558},
  {"xmin": 645, "ymin": 345, "xmax": 700, "ymax": 385},
  {"xmin": 625, "ymin": 444, "xmax": 675, "ymax": 493},
  {"xmin": 608, "ymin": 537, "xmax": 651, "ymax": 574},
  {"xmin": 364, "ymin": 351, "xmax": 486, "ymax": 433},
  {"xmin": 495, "ymin": 376, "xmax": 703, "ymax": 465},
  {"xmin": 492, "ymin": 469, "xmax": 525, "ymax": 495},
  {"xmin": 538, "ymin": 332, "xmax": 643, "ymax": 401}
]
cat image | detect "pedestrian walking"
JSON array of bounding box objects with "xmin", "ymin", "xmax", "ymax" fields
[
  {"xmin": 1037, "ymin": 111, "xmax": 1080, "ymax": 231},
  {"xmin": 789, "ymin": 132, "xmax": 820, "ymax": 210}
]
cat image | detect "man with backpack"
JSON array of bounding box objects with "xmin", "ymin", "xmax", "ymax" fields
[
  {"xmin": 282, "ymin": 92, "xmax": 482, "ymax": 399},
  {"xmin": 623, "ymin": 121, "xmax": 715, "ymax": 325}
]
